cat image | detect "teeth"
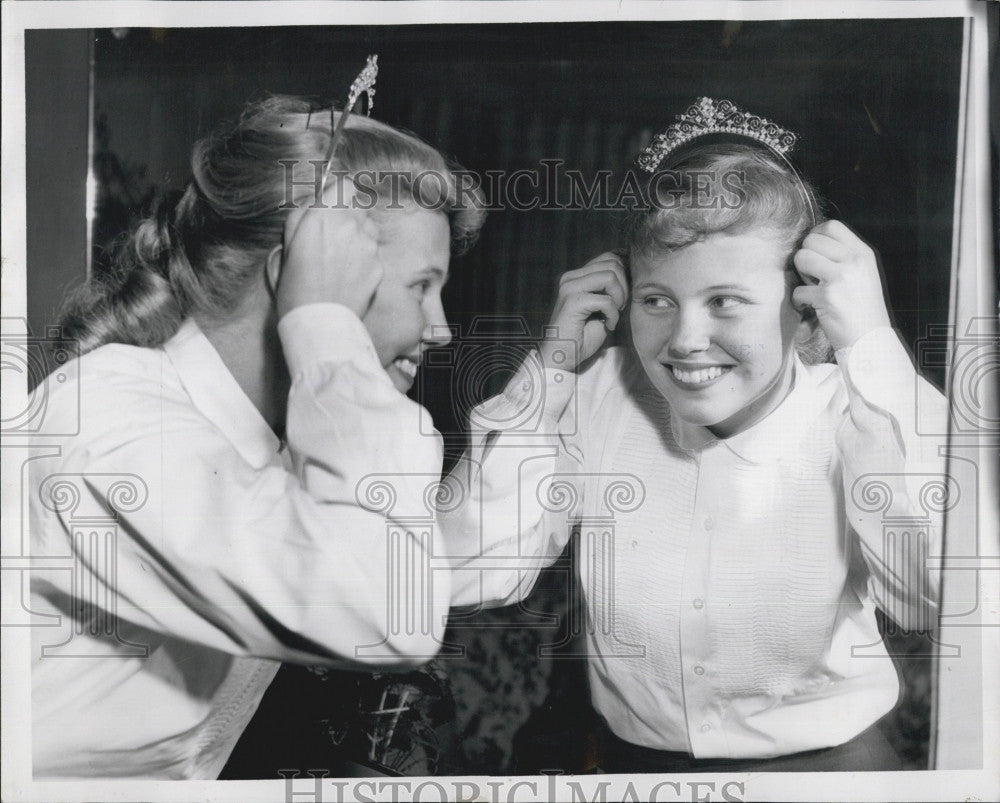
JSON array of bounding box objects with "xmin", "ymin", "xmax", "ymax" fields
[
  {"xmin": 393, "ymin": 357, "xmax": 418, "ymax": 380},
  {"xmin": 671, "ymin": 365, "xmax": 728, "ymax": 384}
]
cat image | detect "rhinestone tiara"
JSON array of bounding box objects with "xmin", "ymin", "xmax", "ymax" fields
[
  {"xmin": 638, "ymin": 97, "xmax": 799, "ymax": 172},
  {"xmin": 346, "ymin": 53, "xmax": 378, "ymax": 114},
  {"xmin": 322, "ymin": 54, "xmax": 379, "ymax": 190}
]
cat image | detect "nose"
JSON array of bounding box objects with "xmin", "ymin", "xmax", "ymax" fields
[
  {"xmin": 423, "ymin": 295, "xmax": 453, "ymax": 348},
  {"xmin": 665, "ymin": 307, "xmax": 711, "ymax": 358}
]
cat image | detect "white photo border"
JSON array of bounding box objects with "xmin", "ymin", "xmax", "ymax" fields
[{"xmin": 2, "ymin": 2, "xmax": 996, "ymax": 802}]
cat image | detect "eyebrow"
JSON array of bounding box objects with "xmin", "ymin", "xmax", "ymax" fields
[
  {"xmin": 632, "ymin": 280, "xmax": 669, "ymax": 293},
  {"xmin": 632, "ymin": 281, "xmax": 753, "ymax": 293},
  {"xmin": 701, "ymin": 283, "xmax": 754, "ymax": 293}
]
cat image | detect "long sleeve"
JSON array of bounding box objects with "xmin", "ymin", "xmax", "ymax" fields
[
  {"xmin": 835, "ymin": 326, "xmax": 950, "ymax": 630},
  {"xmin": 31, "ymin": 303, "xmax": 449, "ymax": 667},
  {"xmin": 440, "ymin": 350, "xmax": 583, "ymax": 608}
]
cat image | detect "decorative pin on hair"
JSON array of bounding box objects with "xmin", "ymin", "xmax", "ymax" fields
[
  {"xmin": 637, "ymin": 97, "xmax": 798, "ymax": 172},
  {"xmin": 322, "ymin": 54, "xmax": 379, "ymax": 185}
]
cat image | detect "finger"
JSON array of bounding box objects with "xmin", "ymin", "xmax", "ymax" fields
[
  {"xmin": 587, "ymin": 294, "xmax": 621, "ymax": 332},
  {"xmin": 811, "ymin": 219, "xmax": 870, "ymax": 251},
  {"xmin": 565, "ymin": 292, "xmax": 621, "ymax": 328},
  {"xmin": 283, "ymin": 203, "xmax": 311, "ymax": 250},
  {"xmin": 810, "ymin": 219, "xmax": 853, "ymax": 239},
  {"xmin": 562, "ymin": 253, "xmax": 628, "ymax": 299},
  {"xmin": 577, "ymin": 250, "xmax": 624, "ymax": 270},
  {"xmin": 319, "ymin": 172, "xmax": 359, "ymax": 209},
  {"xmin": 560, "ymin": 269, "xmax": 628, "ymax": 310},
  {"xmin": 600, "ymin": 304, "xmax": 621, "ymax": 332},
  {"xmin": 800, "ymin": 231, "xmax": 851, "ymax": 262},
  {"xmin": 360, "ymin": 213, "xmax": 380, "ymax": 243},
  {"xmin": 285, "ymin": 172, "xmax": 358, "ymax": 241},
  {"xmin": 791, "ymin": 284, "xmax": 821, "ymax": 312},
  {"xmin": 793, "ymin": 248, "xmax": 839, "ymax": 283}
]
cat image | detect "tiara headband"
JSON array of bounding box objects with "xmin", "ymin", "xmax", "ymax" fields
[
  {"xmin": 637, "ymin": 96, "xmax": 798, "ymax": 173},
  {"xmin": 321, "ymin": 54, "xmax": 379, "ymax": 190}
]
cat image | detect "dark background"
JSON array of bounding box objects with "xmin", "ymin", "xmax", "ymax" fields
[
  {"xmin": 25, "ymin": 18, "xmax": 966, "ymax": 775},
  {"xmin": 29, "ymin": 21, "xmax": 961, "ymax": 408}
]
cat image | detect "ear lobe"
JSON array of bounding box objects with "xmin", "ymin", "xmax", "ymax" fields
[{"xmin": 265, "ymin": 245, "xmax": 283, "ymax": 299}]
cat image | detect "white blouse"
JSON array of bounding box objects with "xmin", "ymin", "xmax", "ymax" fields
[
  {"xmin": 443, "ymin": 327, "xmax": 949, "ymax": 758},
  {"xmin": 29, "ymin": 304, "xmax": 449, "ymax": 778}
]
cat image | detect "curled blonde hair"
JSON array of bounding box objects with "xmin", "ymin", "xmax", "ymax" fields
[{"xmin": 61, "ymin": 95, "xmax": 486, "ymax": 354}]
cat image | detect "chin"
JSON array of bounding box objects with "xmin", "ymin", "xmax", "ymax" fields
[
  {"xmin": 390, "ymin": 375, "xmax": 415, "ymax": 395},
  {"xmin": 671, "ymin": 404, "xmax": 731, "ymax": 430},
  {"xmin": 654, "ymin": 387, "xmax": 738, "ymax": 432},
  {"xmin": 383, "ymin": 363, "xmax": 413, "ymax": 395}
]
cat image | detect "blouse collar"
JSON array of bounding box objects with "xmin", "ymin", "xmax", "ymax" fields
[
  {"xmin": 670, "ymin": 354, "xmax": 822, "ymax": 464},
  {"xmin": 162, "ymin": 318, "xmax": 282, "ymax": 469}
]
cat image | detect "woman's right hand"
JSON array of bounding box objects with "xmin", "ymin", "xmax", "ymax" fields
[
  {"xmin": 538, "ymin": 251, "xmax": 629, "ymax": 372},
  {"xmin": 275, "ymin": 177, "xmax": 383, "ymax": 320}
]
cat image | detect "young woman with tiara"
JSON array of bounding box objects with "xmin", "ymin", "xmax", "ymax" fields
[
  {"xmin": 443, "ymin": 98, "xmax": 949, "ymax": 772},
  {"xmin": 29, "ymin": 58, "xmax": 486, "ymax": 778}
]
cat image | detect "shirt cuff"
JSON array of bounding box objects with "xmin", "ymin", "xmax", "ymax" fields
[
  {"xmin": 466, "ymin": 351, "xmax": 576, "ymax": 436},
  {"xmin": 277, "ymin": 303, "xmax": 381, "ymax": 378},
  {"xmin": 501, "ymin": 350, "xmax": 577, "ymax": 424},
  {"xmin": 835, "ymin": 327, "xmax": 917, "ymax": 415}
]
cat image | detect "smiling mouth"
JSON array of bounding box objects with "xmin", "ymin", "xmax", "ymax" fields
[
  {"xmin": 668, "ymin": 365, "xmax": 733, "ymax": 385},
  {"xmin": 392, "ymin": 356, "xmax": 420, "ymax": 381}
]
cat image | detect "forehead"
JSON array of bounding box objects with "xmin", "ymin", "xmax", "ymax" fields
[{"xmin": 631, "ymin": 233, "xmax": 789, "ymax": 285}]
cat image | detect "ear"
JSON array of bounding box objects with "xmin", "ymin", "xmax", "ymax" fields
[
  {"xmin": 792, "ymin": 303, "xmax": 820, "ymax": 347},
  {"xmin": 264, "ymin": 244, "xmax": 283, "ymax": 300}
]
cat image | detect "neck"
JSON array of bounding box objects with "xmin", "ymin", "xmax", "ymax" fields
[{"xmin": 197, "ymin": 301, "xmax": 289, "ymax": 436}]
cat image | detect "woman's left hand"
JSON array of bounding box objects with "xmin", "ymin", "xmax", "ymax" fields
[
  {"xmin": 792, "ymin": 220, "xmax": 892, "ymax": 351},
  {"xmin": 274, "ymin": 177, "xmax": 383, "ymax": 320}
]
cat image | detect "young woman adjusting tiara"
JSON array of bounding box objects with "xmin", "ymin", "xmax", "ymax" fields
[
  {"xmin": 29, "ymin": 58, "xmax": 486, "ymax": 779},
  {"xmin": 442, "ymin": 98, "xmax": 948, "ymax": 772}
]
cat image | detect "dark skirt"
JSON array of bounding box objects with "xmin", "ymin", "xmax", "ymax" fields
[{"xmin": 594, "ymin": 719, "xmax": 905, "ymax": 773}]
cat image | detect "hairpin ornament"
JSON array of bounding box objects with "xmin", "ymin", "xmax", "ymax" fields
[
  {"xmin": 322, "ymin": 54, "xmax": 379, "ymax": 186},
  {"xmin": 638, "ymin": 97, "xmax": 798, "ymax": 172}
]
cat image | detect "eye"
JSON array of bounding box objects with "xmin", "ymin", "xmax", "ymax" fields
[
  {"xmin": 709, "ymin": 295, "xmax": 745, "ymax": 311},
  {"xmin": 411, "ymin": 279, "xmax": 432, "ymax": 296},
  {"xmin": 637, "ymin": 295, "xmax": 675, "ymax": 313}
]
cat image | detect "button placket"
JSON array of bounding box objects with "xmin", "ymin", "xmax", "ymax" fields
[{"xmin": 679, "ymin": 444, "xmax": 721, "ymax": 753}]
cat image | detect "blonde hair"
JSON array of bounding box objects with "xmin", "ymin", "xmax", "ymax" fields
[
  {"xmin": 61, "ymin": 95, "xmax": 486, "ymax": 354},
  {"xmin": 626, "ymin": 142, "xmax": 832, "ymax": 364}
]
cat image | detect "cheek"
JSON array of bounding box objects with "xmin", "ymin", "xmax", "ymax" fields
[
  {"xmin": 362, "ymin": 286, "xmax": 418, "ymax": 358},
  {"xmin": 727, "ymin": 305, "xmax": 790, "ymax": 362},
  {"xmin": 628, "ymin": 310, "xmax": 664, "ymax": 355}
]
